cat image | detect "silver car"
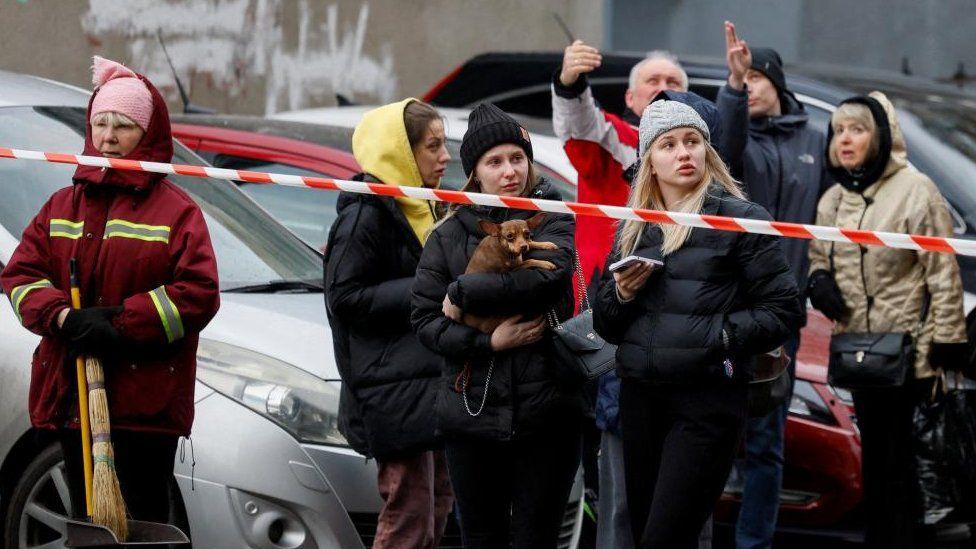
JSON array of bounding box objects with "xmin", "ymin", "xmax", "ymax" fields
[{"xmin": 0, "ymin": 70, "xmax": 586, "ymax": 548}]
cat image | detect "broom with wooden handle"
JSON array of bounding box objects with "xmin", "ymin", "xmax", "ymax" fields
[{"xmin": 69, "ymin": 259, "xmax": 128, "ymax": 541}]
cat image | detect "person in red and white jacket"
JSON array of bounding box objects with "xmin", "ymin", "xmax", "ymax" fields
[
  {"xmin": 1, "ymin": 56, "xmax": 219, "ymax": 524},
  {"xmin": 552, "ymin": 41, "xmax": 689, "ymax": 290}
]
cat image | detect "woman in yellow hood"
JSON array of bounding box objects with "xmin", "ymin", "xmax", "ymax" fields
[
  {"xmin": 325, "ymin": 99, "xmax": 453, "ymax": 548},
  {"xmin": 351, "ymin": 98, "xmax": 449, "ymax": 243}
]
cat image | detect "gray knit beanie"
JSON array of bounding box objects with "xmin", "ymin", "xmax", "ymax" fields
[{"xmin": 638, "ymin": 100, "xmax": 711, "ymax": 158}]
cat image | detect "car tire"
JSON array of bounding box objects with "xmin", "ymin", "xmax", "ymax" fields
[
  {"xmin": 2, "ymin": 442, "xmax": 191, "ymax": 548},
  {"xmin": 2, "ymin": 443, "xmax": 73, "ymax": 549}
]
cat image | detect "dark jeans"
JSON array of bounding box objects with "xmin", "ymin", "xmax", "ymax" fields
[
  {"xmin": 735, "ymin": 335, "xmax": 799, "ymax": 549},
  {"xmin": 620, "ymin": 379, "xmax": 748, "ymax": 549},
  {"xmin": 59, "ymin": 428, "xmax": 180, "ymax": 523},
  {"xmin": 444, "ymin": 421, "xmax": 582, "ymax": 549},
  {"xmin": 854, "ymin": 376, "xmax": 935, "ymax": 549}
]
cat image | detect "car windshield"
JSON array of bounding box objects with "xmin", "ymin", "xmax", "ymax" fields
[{"xmin": 0, "ymin": 106, "xmax": 323, "ymax": 290}]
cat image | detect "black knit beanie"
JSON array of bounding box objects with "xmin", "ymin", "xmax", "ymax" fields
[
  {"xmin": 750, "ymin": 47, "xmax": 787, "ymax": 94},
  {"xmin": 460, "ymin": 103, "xmax": 533, "ymax": 176}
]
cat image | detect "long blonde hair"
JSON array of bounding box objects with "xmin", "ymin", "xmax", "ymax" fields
[{"xmin": 616, "ymin": 140, "xmax": 744, "ymax": 257}]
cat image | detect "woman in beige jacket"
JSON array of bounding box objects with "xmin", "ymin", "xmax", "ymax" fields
[{"xmin": 807, "ymin": 91, "xmax": 967, "ymax": 548}]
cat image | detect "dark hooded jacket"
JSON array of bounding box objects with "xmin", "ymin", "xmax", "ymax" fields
[
  {"xmin": 716, "ymin": 84, "xmax": 831, "ymax": 305},
  {"xmin": 325, "ymin": 182, "xmax": 444, "ymax": 459},
  {"xmin": 1, "ymin": 69, "xmax": 219, "ymax": 436},
  {"xmin": 410, "ymin": 179, "xmax": 584, "ymax": 441},
  {"xmin": 324, "ymin": 98, "xmax": 444, "ymax": 459}
]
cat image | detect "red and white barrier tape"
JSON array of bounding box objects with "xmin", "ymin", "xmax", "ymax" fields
[{"xmin": 3, "ymin": 147, "xmax": 976, "ymax": 257}]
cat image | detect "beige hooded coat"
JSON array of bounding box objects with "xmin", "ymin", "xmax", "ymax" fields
[{"xmin": 809, "ymin": 92, "xmax": 966, "ymax": 378}]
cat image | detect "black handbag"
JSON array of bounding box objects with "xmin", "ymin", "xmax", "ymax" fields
[
  {"xmin": 547, "ymin": 252, "xmax": 616, "ymax": 381},
  {"xmin": 825, "ymin": 239, "xmax": 930, "ymax": 388},
  {"xmin": 828, "ymin": 332, "xmax": 916, "ymax": 388}
]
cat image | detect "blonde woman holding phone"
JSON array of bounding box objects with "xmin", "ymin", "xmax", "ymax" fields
[{"xmin": 592, "ymin": 98, "xmax": 802, "ymax": 548}]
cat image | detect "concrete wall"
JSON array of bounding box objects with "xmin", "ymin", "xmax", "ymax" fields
[
  {"xmin": 0, "ymin": 0, "xmax": 606, "ymax": 115},
  {"xmin": 610, "ymin": 0, "xmax": 976, "ymax": 90}
]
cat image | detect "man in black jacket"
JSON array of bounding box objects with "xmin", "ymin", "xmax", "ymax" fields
[{"xmin": 716, "ymin": 21, "xmax": 832, "ymax": 549}]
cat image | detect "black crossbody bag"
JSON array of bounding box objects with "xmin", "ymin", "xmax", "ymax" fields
[
  {"xmin": 546, "ymin": 251, "xmax": 616, "ymax": 381},
  {"xmin": 826, "ymin": 240, "xmax": 930, "ymax": 389}
]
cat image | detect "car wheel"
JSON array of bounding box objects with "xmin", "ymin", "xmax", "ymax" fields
[{"xmin": 2, "ymin": 443, "xmax": 73, "ymax": 549}]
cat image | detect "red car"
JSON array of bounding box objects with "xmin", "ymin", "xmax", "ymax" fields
[
  {"xmin": 172, "ymin": 115, "xmax": 361, "ymax": 249},
  {"xmin": 715, "ymin": 310, "xmax": 864, "ymax": 540}
]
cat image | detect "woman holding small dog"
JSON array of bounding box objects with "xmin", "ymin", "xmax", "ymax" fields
[
  {"xmin": 325, "ymin": 99, "xmax": 454, "ymax": 549},
  {"xmin": 411, "ymin": 103, "xmax": 584, "ymax": 548},
  {"xmin": 592, "ymin": 99, "xmax": 803, "ymax": 548}
]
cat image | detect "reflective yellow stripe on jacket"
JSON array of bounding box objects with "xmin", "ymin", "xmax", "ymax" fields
[
  {"xmin": 104, "ymin": 219, "xmax": 170, "ymax": 244},
  {"xmin": 148, "ymin": 286, "xmax": 184, "ymax": 342},
  {"xmin": 9, "ymin": 279, "xmax": 53, "ymax": 323},
  {"xmin": 49, "ymin": 219, "xmax": 84, "ymax": 239}
]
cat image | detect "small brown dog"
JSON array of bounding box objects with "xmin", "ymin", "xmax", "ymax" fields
[{"xmin": 460, "ymin": 212, "xmax": 558, "ymax": 333}]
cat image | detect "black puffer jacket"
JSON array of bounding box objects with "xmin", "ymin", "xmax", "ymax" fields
[
  {"xmin": 325, "ymin": 179, "xmax": 442, "ymax": 459},
  {"xmin": 593, "ymin": 185, "xmax": 803, "ymax": 384},
  {"xmin": 410, "ymin": 179, "xmax": 583, "ymax": 441}
]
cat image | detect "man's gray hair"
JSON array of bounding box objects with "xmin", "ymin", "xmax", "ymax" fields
[{"xmin": 628, "ymin": 50, "xmax": 689, "ymax": 91}]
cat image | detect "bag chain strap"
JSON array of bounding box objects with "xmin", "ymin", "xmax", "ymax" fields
[
  {"xmin": 547, "ymin": 250, "xmax": 586, "ymax": 331},
  {"xmin": 461, "ymin": 357, "xmax": 494, "ymax": 417}
]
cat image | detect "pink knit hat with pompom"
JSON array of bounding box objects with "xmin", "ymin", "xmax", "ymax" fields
[{"xmin": 89, "ymin": 56, "xmax": 153, "ymax": 131}]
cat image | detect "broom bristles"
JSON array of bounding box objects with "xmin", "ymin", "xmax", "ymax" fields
[{"xmin": 86, "ymin": 357, "xmax": 129, "ymax": 541}]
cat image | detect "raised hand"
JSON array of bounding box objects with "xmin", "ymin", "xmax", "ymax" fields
[
  {"xmin": 725, "ymin": 20, "xmax": 752, "ymax": 90},
  {"xmin": 559, "ymin": 39, "xmax": 603, "ymax": 87}
]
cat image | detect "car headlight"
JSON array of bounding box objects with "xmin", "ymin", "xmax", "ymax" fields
[
  {"xmin": 196, "ymin": 339, "xmax": 348, "ymax": 446},
  {"xmin": 788, "ymin": 379, "xmax": 837, "ymax": 425}
]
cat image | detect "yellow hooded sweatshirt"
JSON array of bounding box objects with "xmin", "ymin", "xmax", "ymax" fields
[{"xmin": 351, "ymin": 98, "xmax": 435, "ymax": 244}]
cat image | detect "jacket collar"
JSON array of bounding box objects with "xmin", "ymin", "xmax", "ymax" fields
[
  {"xmin": 455, "ymin": 178, "xmax": 560, "ymax": 237},
  {"xmin": 622, "ymin": 108, "xmax": 641, "ymax": 128},
  {"xmin": 750, "ymin": 94, "xmax": 809, "ymax": 134},
  {"xmin": 638, "ymin": 183, "xmax": 727, "ymax": 255}
]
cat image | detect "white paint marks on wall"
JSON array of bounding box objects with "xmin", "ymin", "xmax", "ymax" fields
[{"xmin": 82, "ymin": 0, "xmax": 397, "ymax": 114}]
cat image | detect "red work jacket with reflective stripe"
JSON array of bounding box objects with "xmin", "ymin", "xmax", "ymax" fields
[{"xmin": 0, "ymin": 70, "xmax": 219, "ymax": 435}]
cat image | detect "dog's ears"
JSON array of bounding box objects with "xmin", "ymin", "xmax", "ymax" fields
[
  {"xmin": 526, "ymin": 212, "xmax": 547, "ymax": 230},
  {"xmin": 479, "ymin": 220, "xmax": 501, "ymax": 236}
]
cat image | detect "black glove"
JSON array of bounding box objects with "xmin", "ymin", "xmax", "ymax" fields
[
  {"xmin": 928, "ymin": 341, "xmax": 971, "ymax": 372},
  {"xmin": 807, "ymin": 270, "xmax": 849, "ymax": 322},
  {"xmin": 60, "ymin": 306, "xmax": 124, "ymax": 355}
]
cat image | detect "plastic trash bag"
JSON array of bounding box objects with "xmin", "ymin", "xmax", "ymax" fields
[
  {"xmin": 913, "ymin": 393, "xmax": 959, "ymax": 525},
  {"xmin": 943, "ymin": 387, "xmax": 976, "ymax": 518}
]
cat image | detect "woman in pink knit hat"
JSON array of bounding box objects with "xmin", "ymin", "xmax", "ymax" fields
[{"xmin": 1, "ymin": 56, "xmax": 220, "ymax": 525}]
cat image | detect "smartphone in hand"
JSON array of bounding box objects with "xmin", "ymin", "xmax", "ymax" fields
[{"xmin": 608, "ymin": 256, "xmax": 663, "ymax": 273}]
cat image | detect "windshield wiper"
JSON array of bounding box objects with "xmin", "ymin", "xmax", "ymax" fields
[{"xmin": 225, "ymin": 279, "xmax": 323, "ymax": 293}]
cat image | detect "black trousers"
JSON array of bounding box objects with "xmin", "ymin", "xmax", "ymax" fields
[
  {"xmin": 619, "ymin": 379, "xmax": 748, "ymax": 549},
  {"xmin": 853, "ymin": 377, "xmax": 935, "ymax": 549},
  {"xmin": 445, "ymin": 420, "xmax": 582, "ymax": 549},
  {"xmin": 59, "ymin": 428, "xmax": 180, "ymax": 523}
]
